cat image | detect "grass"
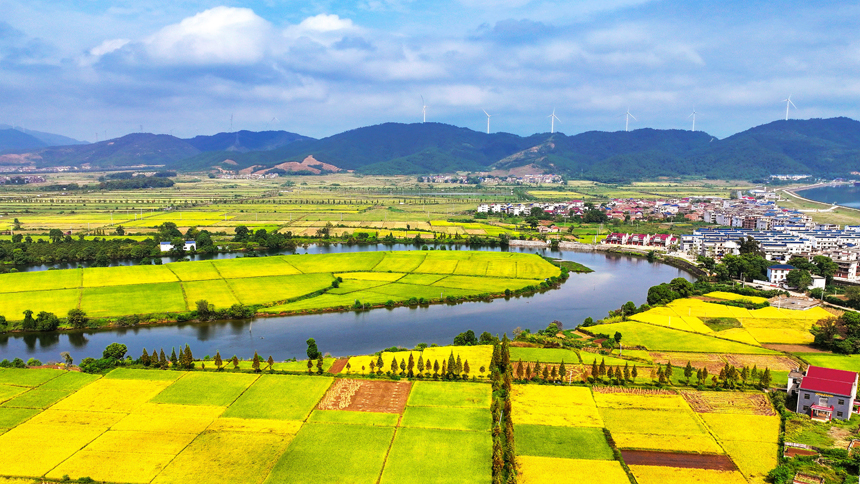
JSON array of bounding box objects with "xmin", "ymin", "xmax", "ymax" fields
[
  {"xmin": 516, "ymin": 424, "xmax": 613, "ymax": 460},
  {"xmin": 0, "ymin": 408, "xmax": 39, "ymax": 428},
  {"xmin": 182, "ymin": 279, "xmax": 240, "ymax": 309},
  {"xmin": 589, "ymin": 321, "xmax": 778, "ymax": 354},
  {"xmin": 517, "ymin": 456, "xmax": 630, "ymax": 484},
  {"xmin": 702, "ymin": 317, "xmax": 742, "ymax": 332},
  {"xmin": 509, "ymin": 347, "xmax": 580, "ymax": 364},
  {"xmin": 103, "ymin": 368, "xmax": 184, "ymax": 381},
  {"xmin": 165, "ymin": 261, "xmax": 223, "ymax": 281},
  {"xmin": 407, "ymin": 381, "xmax": 491, "ymax": 408},
  {"xmin": 381, "ymin": 427, "xmax": 491, "ymax": 484},
  {"xmin": 222, "ymin": 374, "xmax": 333, "ymax": 420},
  {"xmin": 151, "ymin": 431, "xmax": 293, "ymax": 484},
  {"xmin": 0, "ymin": 385, "xmax": 27, "ymax": 404},
  {"xmin": 308, "ymin": 410, "xmax": 400, "ymax": 426},
  {"xmin": 226, "ymin": 273, "xmax": 334, "ymax": 305},
  {"xmin": 150, "ymin": 372, "xmax": 258, "ymax": 406},
  {"xmin": 264, "ymin": 423, "xmax": 394, "ymax": 484},
  {"xmin": 36, "ymin": 372, "xmax": 100, "ymax": 391},
  {"xmin": 212, "ymin": 256, "xmax": 302, "ymax": 279},
  {"xmin": 2, "ymin": 389, "xmax": 74, "ymax": 409},
  {"xmin": 82, "ymin": 265, "xmax": 178, "ymax": 287},
  {"xmin": 401, "ymin": 406, "xmax": 490, "ymax": 431}
]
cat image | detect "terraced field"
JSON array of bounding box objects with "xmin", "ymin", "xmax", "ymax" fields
[{"xmin": 0, "ymin": 250, "xmax": 560, "ymax": 322}]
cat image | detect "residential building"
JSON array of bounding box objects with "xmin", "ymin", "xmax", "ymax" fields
[{"xmin": 792, "ymin": 366, "xmax": 859, "ymax": 421}]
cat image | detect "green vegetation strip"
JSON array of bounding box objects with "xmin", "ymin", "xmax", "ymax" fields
[{"xmin": 516, "ymin": 424, "xmax": 614, "ymax": 460}]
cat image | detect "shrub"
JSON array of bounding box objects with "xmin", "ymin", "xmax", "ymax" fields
[
  {"xmin": 26, "ymin": 358, "xmax": 42, "ymax": 367},
  {"xmin": 0, "ymin": 359, "xmax": 9, "ymax": 368},
  {"xmin": 103, "ymin": 342, "xmax": 128, "ymax": 360},
  {"xmin": 11, "ymin": 358, "xmax": 25, "ymax": 368}
]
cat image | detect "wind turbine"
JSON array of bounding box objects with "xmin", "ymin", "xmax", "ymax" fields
[
  {"xmin": 548, "ymin": 108, "xmax": 561, "ymax": 134},
  {"xmin": 624, "ymin": 108, "xmax": 636, "ymax": 132},
  {"xmin": 483, "ymin": 109, "xmax": 492, "ymax": 134},
  {"xmin": 421, "ymin": 96, "xmax": 427, "ymax": 123},
  {"xmin": 689, "ymin": 109, "xmax": 698, "ymax": 131},
  {"xmin": 782, "ymin": 95, "xmax": 797, "ymax": 121}
]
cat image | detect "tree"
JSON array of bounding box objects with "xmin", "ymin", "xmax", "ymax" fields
[
  {"xmin": 316, "ymin": 355, "xmax": 324, "ymax": 374},
  {"xmin": 613, "ymin": 332, "xmax": 622, "ymax": 345},
  {"xmin": 738, "ymin": 236, "xmax": 764, "ymax": 256},
  {"xmin": 103, "ymin": 343, "xmax": 128, "ymax": 360},
  {"xmin": 598, "ymin": 358, "xmax": 606, "ymax": 377},
  {"xmin": 447, "ymin": 352, "xmax": 456, "ymax": 377},
  {"xmin": 232, "ymin": 355, "xmax": 239, "ymax": 369},
  {"xmin": 760, "ymin": 368, "xmax": 772, "ymax": 388},
  {"xmin": 559, "ymin": 360, "xmax": 567, "ymax": 381},
  {"xmin": 786, "ymin": 269, "xmax": 813, "ymax": 291},
  {"xmin": 49, "ymin": 228, "xmax": 64, "ymax": 243},
  {"xmin": 533, "ymin": 361, "xmax": 542, "ymax": 379},
  {"xmin": 665, "ymin": 361, "xmax": 674, "ymax": 382},
  {"xmin": 183, "ymin": 344, "xmax": 193, "ymax": 369},
  {"xmin": 306, "ymin": 338, "xmax": 320, "ymax": 360},
  {"xmin": 433, "ymin": 360, "xmax": 440, "ymax": 376},
  {"xmin": 196, "ymin": 300, "xmax": 211, "ymax": 319},
  {"xmin": 453, "ymin": 330, "xmax": 478, "ymax": 346},
  {"xmin": 307, "ymin": 359, "xmax": 314, "ymax": 374},
  {"xmin": 591, "ymin": 359, "xmax": 599, "ymax": 379},
  {"xmin": 684, "ymin": 361, "xmax": 694, "ymax": 385},
  {"xmin": 390, "ymin": 356, "xmax": 399, "ymax": 374},
  {"xmin": 267, "ymin": 356, "xmax": 275, "ymax": 371},
  {"xmin": 35, "ymin": 311, "xmax": 59, "ymax": 331},
  {"xmin": 463, "ymin": 360, "xmax": 470, "ymax": 378},
  {"xmin": 214, "ymin": 351, "xmax": 223, "ymax": 370},
  {"xmin": 140, "ymin": 348, "xmax": 151, "ymax": 366},
  {"xmin": 170, "ymin": 348, "xmax": 178, "ymax": 368},
  {"xmin": 407, "ymin": 353, "xmax": 415, "ymax": 377},
  {"xmin": 22, "ymin": 310, "xmax": 35, "ymax": 331},
  {"xmin": 542, "ymin": 365, "xmax": 549, "ymax": 380},
  {"xmin": 400, "ymin": 358, "xmax": 406, "ymax": 376},
  {"xmin": 516, "ymin": 359, "xmax": 525, "ymax": 380},
  {"xmin": 60, "ymin": 351, "xmax": 73, "ymax": 369},
  {"xmin": 115, "ymin": 225, "xmax": 125, "ymax": 236},
  {"xmin": 631, "ymin": 365, "xmax": 638, "ymax": 381},
  {"xmin": 623, "ymin": 362, "xmax": 630, "ymax": 382},
  {"xmin": 159, "ymin": 349, "xmax": 167, "ymax": 368},
  {"xmin": 67, "ymin": 308, "xmax": 88, "ymax": 329},
  {"xmin": 252, "ymin": 352, "xmax": 261, "ymax": 372},
  {"xmin": 417, "ymin": 355, "xmax": 424, "ymax": 374}
]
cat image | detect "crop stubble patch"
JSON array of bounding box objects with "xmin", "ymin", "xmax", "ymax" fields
[
  {"xmin": 681, "ymin": 391, "xmax": 775, "ymax": 416},
  {"xmin": 318, "ymin": 379, "xmax": 411, "ymax": 413},
  {"xmin": 620, "ymin": 450, "xmax": 737, "ymax": 470}
]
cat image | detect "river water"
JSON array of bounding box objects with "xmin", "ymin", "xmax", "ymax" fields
[
  {"xmin": 798, "ymin": 185, "xmax": 860, "ymax": 209},
  {"xmin": 0, "ymin": 246, "xmax": 692, "ymax": 362}
]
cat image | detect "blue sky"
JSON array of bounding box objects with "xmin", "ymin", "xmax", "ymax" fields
[{"xmin": 0, "ymin": 0, "xmax": 858, "ymax": 142}]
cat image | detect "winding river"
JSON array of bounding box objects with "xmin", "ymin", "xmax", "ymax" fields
[{"xmin": 0, "ymin": 246, "xmax": 692, "ymax": 362}]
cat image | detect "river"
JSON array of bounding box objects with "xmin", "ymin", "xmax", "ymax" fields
[
  {"xmin": 0, "ymin": 246, "xmax": 692, "ymax": 362},
  {"xmin": 797, "ymin": 184, "xmax": 860, "ymax": 210}
]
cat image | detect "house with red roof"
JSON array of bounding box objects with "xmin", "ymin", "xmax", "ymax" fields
[{"xmin": 791, "ymin": 365, "xmax": 859, "ymax": 421}]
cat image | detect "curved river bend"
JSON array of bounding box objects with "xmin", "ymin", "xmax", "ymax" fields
[{"xmin": 0, "ymin": 246, "xmax": 692, "ymax": 361}]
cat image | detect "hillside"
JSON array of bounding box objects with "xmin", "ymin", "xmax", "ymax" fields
[
  {"xmin": 0, "ymin": 128, "xmax": 48, "ymax": 151},
  {"xmin": 2, "ymin": 118, "xmax": 859, "ymax": 180},
  {"xmin": 0, "ymin": 125, "xmax": 85, "ymax": 148},
  {"xmin": 183, "ymin": 130, "xmax": 313, "ymax": 153}
]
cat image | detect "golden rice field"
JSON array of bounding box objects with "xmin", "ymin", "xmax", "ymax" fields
[
  {"xmin": 511, "ymin": 386, "xmax": 603, "ymax": 428},
  {"xmin": 517, "ymin": 456, "xmax": 630, "ymax": 484},
  {"xmin": 0, "ymin": 250, "xmax": 559, "ymax": 321},
  {"xmin": 629, "ymin": 465, "xmax": 749, "ymax": 484},
  {"xmin": 626, "ymin": 296, "xmax": 834, "ymax": 346}
]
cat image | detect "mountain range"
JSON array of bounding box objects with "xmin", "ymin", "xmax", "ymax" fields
[{"xmin": 2, "ymin": 117, "xmax": 859, "ymax": 182}]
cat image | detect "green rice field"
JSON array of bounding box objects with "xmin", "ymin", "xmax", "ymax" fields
[{"xmin": 0, "ymin": 250, "xmax": 559, "ymax": 322}]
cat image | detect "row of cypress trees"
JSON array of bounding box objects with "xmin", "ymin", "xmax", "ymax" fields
[{"xmin": 491, "ymin": 336, "xmax": 516, "ymax": 484}]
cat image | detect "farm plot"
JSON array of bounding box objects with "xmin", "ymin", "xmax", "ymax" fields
[
  {"xmin": 422, "ymin": 346, "xmax": 494, "ymax": 378},
  {"xmin": 648, "ymin": 352, "xmax": 726, "ymax": 373},
  {"xmin": 334, "ymin": 271, "xmax": 405, "ymax": 282},
  {"xmin": 0, "ymin": 288, "xmax": 81, "ymax": 322},
  {"xmin": 681, "ymin": 391, "xmax": 776, "ymax": 416},
  {"xmin": 517, "ymin": 456, "xmax": 630, "ymax": 484},
  {"xmin": 182, "ymin": 279, "xmax": 240, "ymax": 309},
  {"xmin": 165, "ymin": 261, "xmax": 223, "ymax": 281},
  {"xmin": 0, "ymin": 368, "xmax": 65, "ymax": 387},
  {"xmin": 700, "ymin": 413, "xmax": 780, "ymax": 484},
  {"xmin": 381, "ymin": 427, "xmax": 491, "ymax": 484},
  {"xmin": 432, "ymin": 275, "xmax": 538, "ymax": 293},
  {"xmin": 223, "ymin": 374, "xmax": 333, "ymax": 420},
  {"xmin": 264, "ymin": 423, "xmax": 394, "ymax": 484},
  {"xmin": 589, "ymin": 321, "xmax": 777, "ymax": 354},
  {"xmin": 151, "ymin": 372, "xmax": 258, "ymax": 406},
  {"xmin": 226, "ymin": 273, "xmax": 334, "ymax": 305},
  {"xmin": 512, "ymin": 386, "xmax": 602, "ymax": 427},
  {"xmin": 82, "ymin": 265, "xmax": 179, "ymax": 287},
  {"xmin": 704, "ymin": 291, "xmax": 769, "ymax": 304},
  {"xmin": 309, "ymin": 410, "xmax": 400, "ymax": 426},
  {"xmin": 317, "ymin": 379, "xmax": 411, "ymax": 414},
  {"xmin": 2, "ymin": 372, "xmax": 101, "ymax": 409},
  {"xmin": 516, "ymin": 425, "xmax": 613, "ymax": 460},
  {"xmin": 0, "ymin": 269, "xmax": 81, "ymax": 294},
  {"xmin": 629, "ymin": 465, "xmax": 749, "ymax": 484},
  {"xmin": 796, "ymin": 353, "xmax": 860, "ymax": 372},
  {"xmin": 407, "ymin": 381, "xmax": 491, "ymax": 409},
  {"xmin": 152, "ymin": 431, "xmax": 293, "ymax": 484},
  {"xmin": 82, "ymin": 283, "xmax": 187, "ymax": 317},
  {"xmin": 371, "ymin": 253, "xmax": 427, "ymax": 273},
  {"xmin": 401, "ymin": 406, "xmax": 490, "ymax": 431},
  {"xmin": 286, "ymin": 252, "xmax": 385, "ymax": 274},
  {"xmin": 212, "ymin": 257, "xmax": 301, "ymax": 279},
  {"xmin": 53, "ymin": 378, "xmax": 172, "ymax": 413}
]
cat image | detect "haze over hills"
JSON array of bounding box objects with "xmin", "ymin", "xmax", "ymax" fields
[
  {"xmin": 1, "ymin": 118, "xmax": 858, "ymax": 181},
  {"xmin": 0, "ymin": 125, "xmax": 86, "ymax": 150}
]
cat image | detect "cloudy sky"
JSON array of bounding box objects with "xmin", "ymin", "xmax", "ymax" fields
[{"xmin": 1, "ymin": 0, "xmax": 858, "ymax": 142}]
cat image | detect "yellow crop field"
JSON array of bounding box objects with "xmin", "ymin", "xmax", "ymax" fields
[
  {"xmin": 518, "ymin": 456, "xmax": 630, "ymax": 484},
  {"xmin": 52, "ymin": 379, "xmax": 172, "ymax": 413},
  {"xmin": 208, "ymin": 418, "xmax": 302, "ymax": 435},
  {"xmin": 599, "ymin": 408, "xmax": 709, "ymax": 437},
  {"xmin": 0, "ymin": 423, "xmax": 107, "ymax": 477},
  {"xmin": 84, "ymin": 430, "xmax": 197, "ymax": 454},
  {"xmin": 721, "ymin": 440, "xmax": 778, "ymax": 484},
  {"xmin": 47, "ymin": 450, "xmax": 176, "ymax": 484},
  {"xmin": 713, "ymin": 328, "xmax": 761, "ymax": 346},
  {"xmin": 611, "ymin": 432, "xmax": 724, "ymax": 454},
  {"xmin": 335, "ymin": 271, "xmax": 405, "ymax": 281},
  {"xmin": 151, "ymin": 431, "xmax": 293, "ymax": 484},
  {"xmin": 512, "ymin": 386, "xmax": 602, "ymax": 427},
  {"xmin": 705, "ymin": 291, "xmax": 769, "ymax": 304},
  {"xmin": 82, "ymin": 265, "xmax": 179, "ymax": 287},
  {"xmin": 629, "ymin": 466, "xmax": 749, "ymax": 484},
  {"xmin": 592, "ymin": 392, "xmax": 690, "ymax": 411},
  {"xmin": 700, "ymin": 413, "xmax": 780, "ymax": 443},
  {"xmin": 422, "ymin": 345, "xmax": 493, "ymax": 374},
  {"xmin": 113, "ymin": 403, "xmax": 226, "ymax": 433},
  {"xmin": 27, "ymin": 409, "xmax": 126, "ymax": 427},
  {"xmin": 746, "ymin": 327, "xmax": 815, "ymax": 344}
]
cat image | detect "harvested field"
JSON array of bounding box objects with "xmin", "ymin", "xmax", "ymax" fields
[
  {"xmin": 681, "ymin": 391, "xmax": 776, "ymax": 416},
  {"xmin": 327, "ymin": 358, "xmax": 350, "ymax": 374},
  {"xmin": 649, "ymin": 352, "xmax": 726, "ymax": 373},
  {"xmin": 318, "ymin": 379, "xmax": 411, "ymax": 414},
  {"xmin": 592, "ymin": 386, "xmax": 675, "ymax": 395},
  {"xmin": 722, "ymin": 354, "xmax": 798, "ymax": 372},
  {"xmin": 621, "ymin": 450, "xmax": 737, "ymax": 471}
]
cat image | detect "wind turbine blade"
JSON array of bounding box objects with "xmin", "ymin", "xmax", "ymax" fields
[
  {"xmin": 483, "ymin": 109, "xmax": 489, "ymax": 116},
  {"xmin": 630, "ymin": 114, "xmax": 637, "ymax": 121},
  {"xmin": 790, "ymin": 100, "xmax": 797, "ymax": 108}
]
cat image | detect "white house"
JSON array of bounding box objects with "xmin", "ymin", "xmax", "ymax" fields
[
  {"xmin": 767, "ymin": 264, "xmax": 795, "ymax": 284},
  {"xmin": 160, "ymin": 241, "xmax": 197, "ymax": 252}
]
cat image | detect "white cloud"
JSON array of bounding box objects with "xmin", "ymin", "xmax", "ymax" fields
[
  {"xmin": 89, "ymin": 38, "xmax": 130, "ymax": 57},
  {"xmin": 145, "ymin": 6, "xmax": 272, "ymax": 64},
  {"xmin": 298, "ymin": 14, "xmax": 354, "ymax": 33}
]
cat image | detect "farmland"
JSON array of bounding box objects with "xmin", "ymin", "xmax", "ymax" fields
[{"xmin": 0, "ymin": 250, "xmax": 560, "ymax": 324}]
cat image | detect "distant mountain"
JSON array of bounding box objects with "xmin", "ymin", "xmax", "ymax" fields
[
  {"xmin": 0, "ymin": 129, "xmax": 48, "ymax": 151},
  {"xmin": 183, "ymin": 130, "xmax": 313, "ymax": 153},
  {"xmin": 2, "ymin": 118, "xmax": 860, "ymax": 181},
  {"xmin": 0, "ymin": 133, "xmax": 200, "ymax": 168},
  {"xmin": 0, "ymin": 125, "xmax": 86, "ymax": 147}
]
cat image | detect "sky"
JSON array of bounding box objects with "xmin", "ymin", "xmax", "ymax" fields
[{"xmin": 1, "ymin": 0, "xmax": 858, "ymax": 142}]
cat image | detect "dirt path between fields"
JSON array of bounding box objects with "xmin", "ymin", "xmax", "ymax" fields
[{"xmin": 328, "ymin": 358, "xmax": 349, "ymax": 374}]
